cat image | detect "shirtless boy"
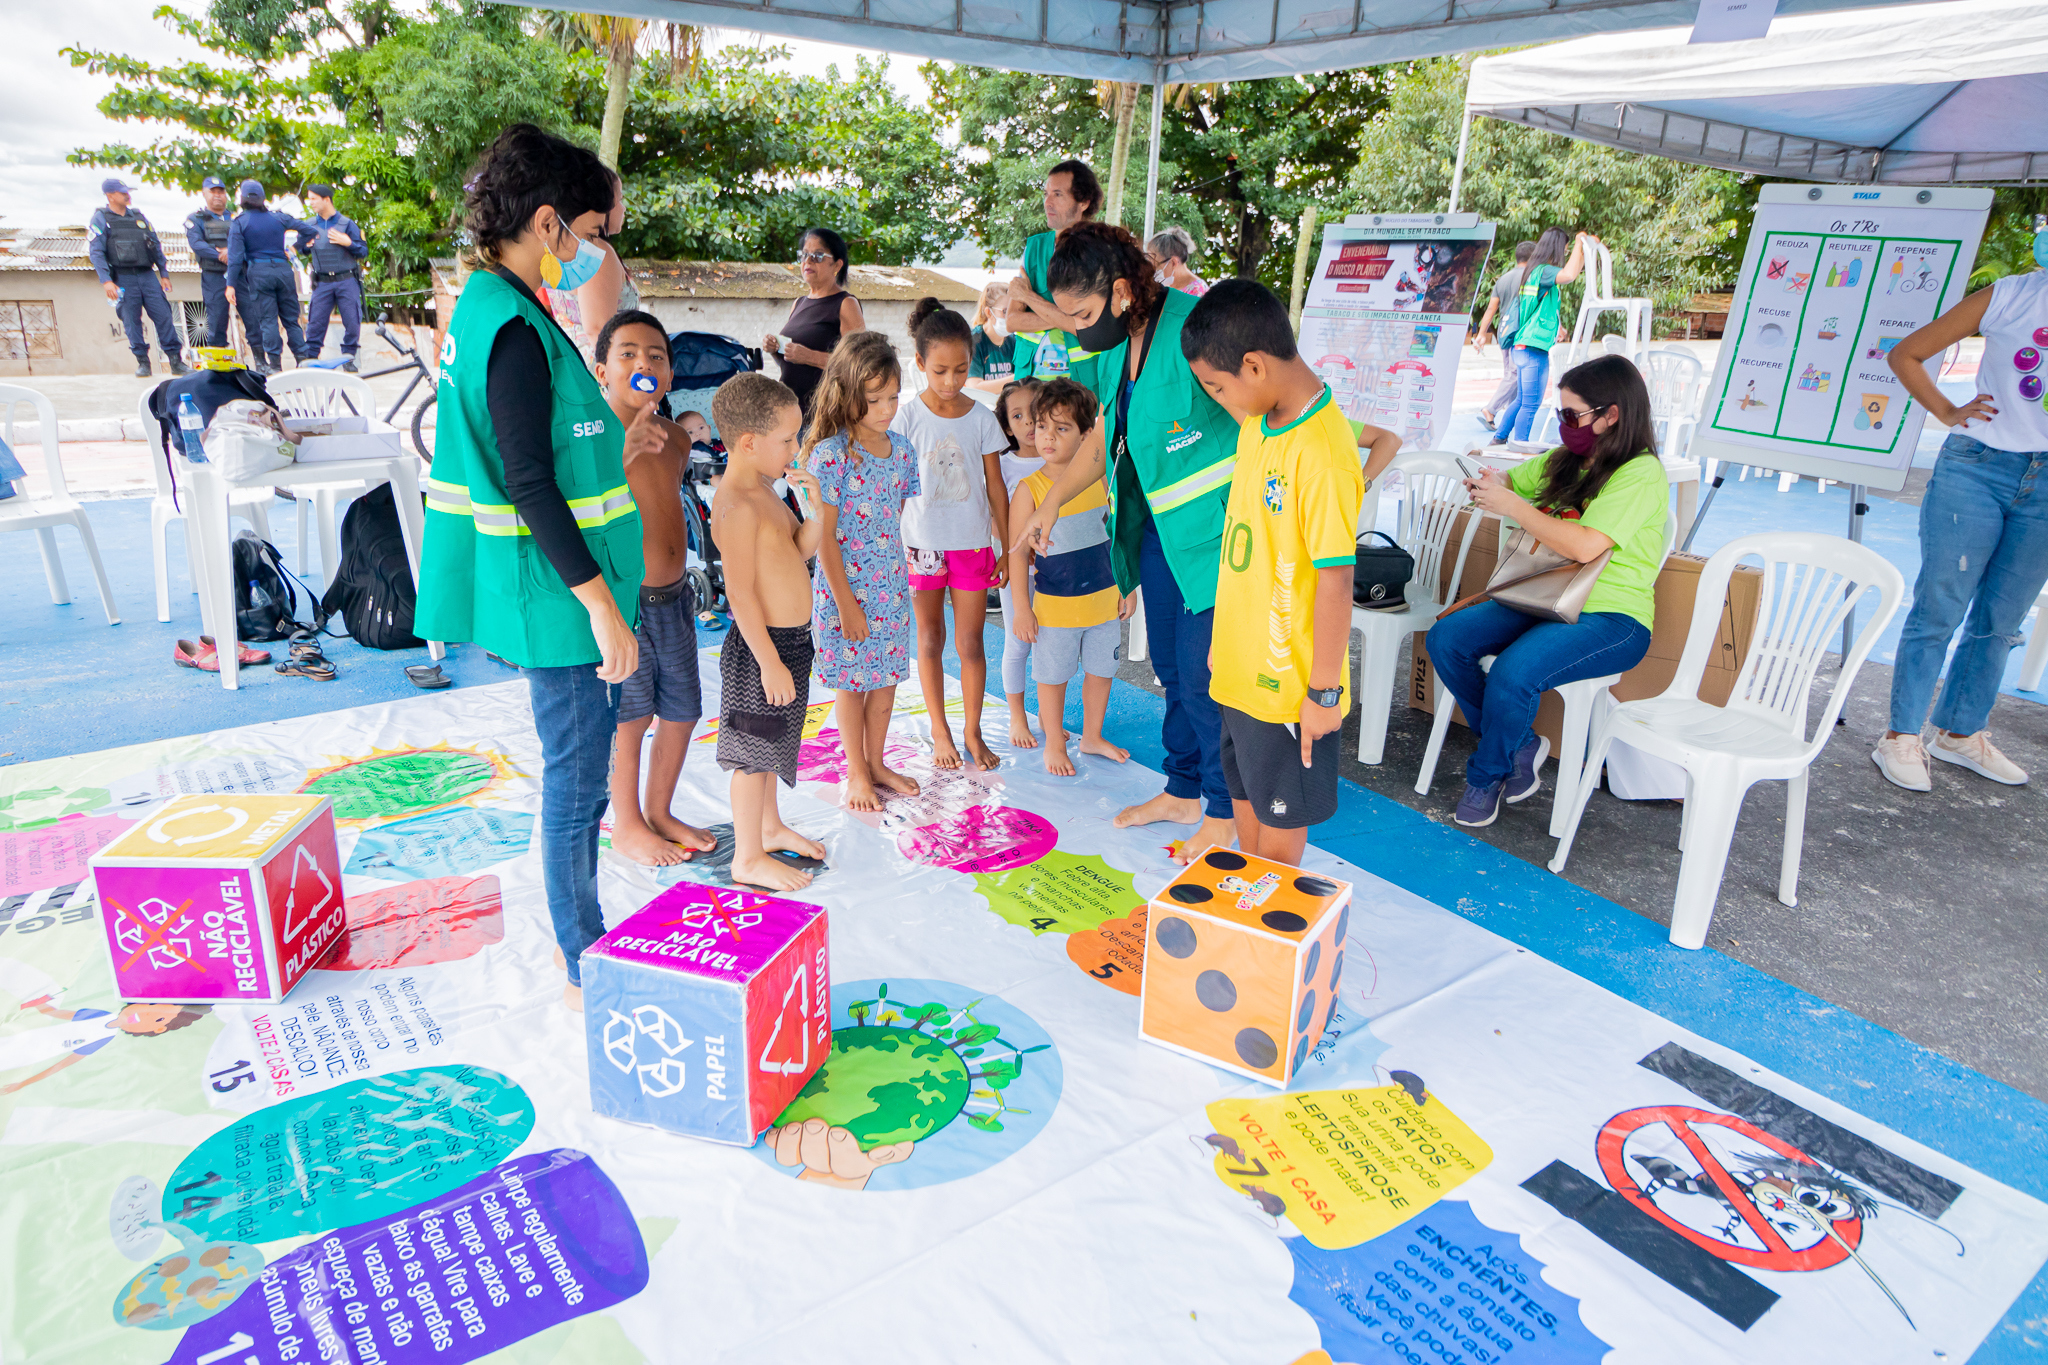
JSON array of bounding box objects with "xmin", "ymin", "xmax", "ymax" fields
[
  {"xmin": 596, "ymin": 310, "xmax": 717, "ymax": 866},
  {"xmin": 710, "ymin": 373, "xmax": 830, "ymax": 892}
]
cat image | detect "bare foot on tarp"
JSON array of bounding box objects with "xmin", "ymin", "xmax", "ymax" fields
[
  {"xmin": 763, "ymin": 823, "xmax": 826, "ymax": 863},
  {"xmin": 1114, "ymin": 790, "xmax": 1202, "ymax": 829},
  {"xmin": 1079, "ymin": 735, "xmax": 1129, "ymax": 763},
  {"xmin": 732, "ymin": 850, "xmax": 815, "ymax": 892},
  {"xmin": 873, "ymin": 762, "xmax": 921, "ymax": 798},
  {"xmin": 1175, "ymin": 815, "xmax": 1238, "ymax": 864},
  {"xmin": 649, "ymin": 812, "xmax": 718, "ymax": 859},
  {"xmin": 963, "ymin": 729, "xmax": 1000, "ymax": 770},
  {"xmin": 1043, "ymin": 734, "xmax": 1075, "ymax": 777},
  {"xmin": 612, "ymin": 818, "xmax": 688, "ymax": 866}
]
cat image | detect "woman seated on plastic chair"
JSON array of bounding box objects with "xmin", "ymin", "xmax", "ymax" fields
[{"xmin": 1432, "ymin": 354, "xmax": 1670, "ymax": 829}]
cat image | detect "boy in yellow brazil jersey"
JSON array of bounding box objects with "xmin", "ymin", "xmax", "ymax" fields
[{"xmin": 1184, "ymin": 279, "xmax": 1399, "ymax": 862}]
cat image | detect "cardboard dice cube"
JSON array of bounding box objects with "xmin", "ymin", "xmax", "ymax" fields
[
  {"xmin": 583, "ymin": 884, "xmax": 829, "ymax": 1146},
  {"xmin": 90, "ymin": 794, "xmax": 345, "ymax": 1004},
  {"xmin": 1138, "ymin": 849, "xmax": 1351, "ymax": 1087}
]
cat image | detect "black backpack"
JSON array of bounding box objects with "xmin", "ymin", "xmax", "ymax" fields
[
  {"xmin": 232, "ymin": 532, "xmax": 310, "ymax": 641},
  {"xmin": 321, "ymin": 483, "xmax": 424, "ymax": 650}
]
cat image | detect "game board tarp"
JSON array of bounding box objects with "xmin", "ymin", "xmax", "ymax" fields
[{"xmin": 0, "ymin": 653, "xmax": 2041, "ymax": 1365}]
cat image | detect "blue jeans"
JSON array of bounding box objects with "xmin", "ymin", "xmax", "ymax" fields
[
  {"xmin": 1889, "ymin": 433, "xmax": 2048, "ymax": 736},
  {"xmin": 1427, "ymin": 601, "xmax": 1652, "ymax": 788},
  {"xmin": 527, "ymin": 663, "xmax": 621, "ymax": 985},
  {"xmin": 1491, "ymin": 345, "xmax": 1551, "ymax": 445},
  {"xmin": 1140, "ymin": 523, "xmax": 1231, "ymax": 819}
]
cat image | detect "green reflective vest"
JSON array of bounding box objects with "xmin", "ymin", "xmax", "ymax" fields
[
  {"xmin": 415, "ymin": 269, "xmax": 642, "ymax": 668},
  {"xmin": 1078, "ymin": 287, "xmax": 1237, "ymax": 614}
]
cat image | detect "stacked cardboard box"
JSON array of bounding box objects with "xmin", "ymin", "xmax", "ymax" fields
[{"xmin": 1408, "ymin": 509, "xmax": 1763, "ymax": 751}]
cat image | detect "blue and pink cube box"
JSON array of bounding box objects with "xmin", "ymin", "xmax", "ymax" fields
[{"xmin": 582, "ymin": 884, "xmax": 829, "ymax": 1146}]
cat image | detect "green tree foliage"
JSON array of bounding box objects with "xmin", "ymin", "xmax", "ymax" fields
[
  {"xmin": 66, "ymin": 1, "xmax": 590, "ymax": 296},
  {"xmin": 612, "ymin": 47, "xmax": 963, "ymax": 268},
  {"xmin": 925, "ymin": 65, "xmax": 1387, "ymax": 285},
  {"xmin": 1344, "ymin": 57, "xmax": 1739, "ymax": 324}
]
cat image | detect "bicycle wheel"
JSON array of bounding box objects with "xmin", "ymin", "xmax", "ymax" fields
[{"xmin": 411, "ymin": 392, "xmax": 436, "ymax": 462}]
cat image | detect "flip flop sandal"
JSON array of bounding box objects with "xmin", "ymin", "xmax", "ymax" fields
[
  {"xmin": 405, "ymin": 664, "xmax": 452, "ymax": 690},
  {"xmin": 289, "ymin": 639, "xmax": 327, "ymax": 661},
  {"xmin": 200, "ymin": 635, "xmax": 273, "ymax": 666},
  {"xmin": 173, "ymin": 639, "xmax": 218, "ymax": 672},
  {"xmin": 275, "ymin": 658, "xmax": 337, "ymax": 681}
]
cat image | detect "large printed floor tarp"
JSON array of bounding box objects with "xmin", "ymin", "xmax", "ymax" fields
[{"xmin": 2, "ymin": 651, "xmax": 2043, "ymax": 1365}]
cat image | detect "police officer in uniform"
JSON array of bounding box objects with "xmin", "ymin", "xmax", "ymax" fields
[
  {"xmin": 183, "ymin": 175, "xmax": 234, "ymax": 349},
  {"xmin": 224, "ymin": 179, "xmax": 313, "ymax": 375},
  {"xmin": 298, "ymin": 183, "xmax": 368, "ymax": 371},
  {"xmin": 88, "ymin": 177, "xmax": 186, "ymax": 377}
]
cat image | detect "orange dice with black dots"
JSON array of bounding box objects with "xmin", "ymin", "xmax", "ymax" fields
[{"xmin": 1138, "ymin": 848, "xmax": 1351, "ymax": 1087}]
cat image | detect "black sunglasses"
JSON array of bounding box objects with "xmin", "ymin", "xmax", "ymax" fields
[{"xmin": 1558, "ymin": 404, "xmax": 1614, "ymax": 427}]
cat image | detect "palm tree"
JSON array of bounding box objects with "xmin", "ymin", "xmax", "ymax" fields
[{"xmin": 534, "ymin": 11, "xmax": 707, "ymax": 169}]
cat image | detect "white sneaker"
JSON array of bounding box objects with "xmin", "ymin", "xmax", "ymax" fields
[
  {"xmin": 1871, "ymin": 733, "xmax": 1931, "ymax": 791},
  {"xmin": 1930, "ymin": 730, "xmax": 2029, "ymax": 785}
]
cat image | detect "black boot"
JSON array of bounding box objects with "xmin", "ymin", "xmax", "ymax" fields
[
  {"xmin": 133, "ymin": 357, "xmax": 152, "ymax": 377},
  {"xmin": 167, "ymin": 354, "xmax": 189, "ymax": 376},
  {"xmin": 340, "ymin": 356, "xmax": 358, "ymax": 373}
]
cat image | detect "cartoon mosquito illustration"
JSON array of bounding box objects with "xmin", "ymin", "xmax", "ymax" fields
[{"xmin": 1631, "ymin": 1149, "xmax": 1965, "ymax": 1327}]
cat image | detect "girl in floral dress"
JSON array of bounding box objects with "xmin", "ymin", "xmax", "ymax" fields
[{"xmin": 800, "ymin": 332, "xmax": 925, "ymax": 812}]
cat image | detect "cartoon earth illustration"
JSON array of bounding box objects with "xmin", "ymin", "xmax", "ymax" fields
[
  {"xmin": 773, "ymin": 983, "xmax": 1049, "ymax": 1148},
  {"xmin": 777, "ymin": 1025, "xmax": 972, "ymax": 1147},
  {"xmin": 111, "ymin": 1222, "xmax": 263, "ymax": 1329},
  {"xmin": 300, "ymin": 745, "xmax": 514, "ymax": 822}
]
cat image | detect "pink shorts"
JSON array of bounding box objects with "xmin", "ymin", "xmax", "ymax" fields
[{"xmin": 907, "ymin": 545, "xmax": 1000, "ymax": 592}]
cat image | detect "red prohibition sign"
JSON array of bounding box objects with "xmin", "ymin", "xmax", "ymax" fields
[{"xmin": 1596, "ymin": 1105, "xmax": 1859, "ymax": 1272}]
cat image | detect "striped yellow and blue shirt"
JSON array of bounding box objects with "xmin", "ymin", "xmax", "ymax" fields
[{"xmin": 1024, "ymin": 470, "xmax": 1117, "ymax": 629}]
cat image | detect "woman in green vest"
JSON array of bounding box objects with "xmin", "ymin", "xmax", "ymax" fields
[
  {"xmin": 417, "ymin": 124, "xmax": 645, "ymax": 1011},
  {"xmin": 1014, "ymin": 221, "xmax": 1239, "ymax": 862}
]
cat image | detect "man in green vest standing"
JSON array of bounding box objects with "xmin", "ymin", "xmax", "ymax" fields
[
  {"xmin": 1006, "ymin": 158, "xmax": 1102, "ymax": 380},
  {"xmin": 417, "ymin": 124, "xmax": 644, "ymax": 1012}
]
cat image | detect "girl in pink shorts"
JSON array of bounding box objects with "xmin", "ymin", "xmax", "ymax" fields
[{"xmin": 893, "ymin": 297, "xmax": 1014, "ymax": 770}]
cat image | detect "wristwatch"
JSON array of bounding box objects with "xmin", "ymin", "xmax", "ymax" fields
[{"xmin": 1306, "ymin": 685, "xmax": 1343, "ymax": 708}]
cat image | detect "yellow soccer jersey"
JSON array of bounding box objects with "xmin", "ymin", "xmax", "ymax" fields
[{"xmin": 1210, "ymin": 386, "xmax": 1364, "ymax": 724}]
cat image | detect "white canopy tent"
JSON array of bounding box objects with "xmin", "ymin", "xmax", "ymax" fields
[
  {"xmin": 1455, "ymin": 0, "xmax": 2048, "ymax": 199},
  {"xmin": 500, "ymin": 0, "xmax": 1950, "ymax": 236}
]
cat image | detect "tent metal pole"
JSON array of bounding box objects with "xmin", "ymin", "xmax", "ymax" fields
[
  {"xmin": 1143, "ymin": 74, "xmax": 1165, "ymax": 243},
  {"xmin": 1448, "ymin": 106, "xmax": 1473, "ymax": 212}
]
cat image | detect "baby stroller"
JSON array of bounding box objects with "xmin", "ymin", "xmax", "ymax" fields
[{"xmin": 661, "ymin": 331, "xmax": 763, "ymax": 626}]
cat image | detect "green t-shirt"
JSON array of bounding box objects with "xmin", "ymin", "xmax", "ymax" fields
[
  {"xmin": 970, "ymin": 326, "xmax": 1015, "ymax": 380},
  {"xmin": 1014, "ymin": 231, "xmax": 1066, "ymax": 378},
  {"xmin": 1515, "ymin": 264, "xmax": 1563, "ymax": 352},
  {"xmin": 1505, "ymin": 451, "xmax": 1668, "ymax": 629}
]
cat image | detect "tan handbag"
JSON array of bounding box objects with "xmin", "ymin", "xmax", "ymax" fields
[{"xmin": 1482, "ymin": 529, "xmax": 1614, "ymax": 624}]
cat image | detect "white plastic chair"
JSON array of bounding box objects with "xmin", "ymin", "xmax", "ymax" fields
[
  {"xmin": 1564, "ymin": 239, "xmax": 1653, "ymax": 365},
  {"xmin": 1549, "ymin": 531, "xmax": 1905, "ymax": 949},
  {"xmin": 1415, "ymin": 511, "xmax": 1677, "ymax": 834},
  {"xmin": 265, "ymin": 370, "xmax": 379, "ymax": 584},
  {"xmin": 174, "ymin": 427, "xmax": 440, "ymax": 689},
  {"xmin": 0, "ymin": 383, "xmax": 119, "ymax": 629},
  {"xmin": 1353, "ymin": 451, "xmax": 1484, "ymax": 765},
  {"xmin": 1640, "ymin": 350, "xmax": 1706, "ymax": 465},
  {"xmin": 138, "ymin": 388, "xmax": 276, "ymax": 623}
]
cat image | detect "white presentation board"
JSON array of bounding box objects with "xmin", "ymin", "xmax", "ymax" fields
[
  {"xmin": 1299, "ymin": 215, "xmax": 1497, "ymax": 450},
  {"xmin": 1694, "ymin": 184, "xmax": 1993, "ymax": 492}
]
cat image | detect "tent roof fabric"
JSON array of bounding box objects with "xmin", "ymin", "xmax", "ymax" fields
[
  {"xmin": 1464, "ymin": 0, "xmax": 2048, "ymax": 183},
  {"xmin": 499, "ymin": 0, "xmax": 1937, "ymax": 84}
]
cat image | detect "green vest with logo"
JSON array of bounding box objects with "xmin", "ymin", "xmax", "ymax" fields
[
  {"xmin": 416, "ymin": 270, "xmax": 642, "ymax": 668},
  {"xmin": 1082, "ymin": 287, "xmax": 1237, "ymax": 614}
]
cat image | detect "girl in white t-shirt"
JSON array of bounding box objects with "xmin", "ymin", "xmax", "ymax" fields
[
  {"xmin": 894, "ymin": 298, "xmax": 1014, "ymax": 770},
  {"xmin": 1875, "ymin": 232, "xmax": 2048, "ymax": 792},
  {"xmin": 995, "ymin": 379, "xmax": 1045, "ymax": 748}
]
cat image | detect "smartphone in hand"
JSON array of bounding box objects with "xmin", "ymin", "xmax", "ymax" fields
[{"xmin": 1455, "ymin": 454, "xmax": 1485, "ymax": 482}]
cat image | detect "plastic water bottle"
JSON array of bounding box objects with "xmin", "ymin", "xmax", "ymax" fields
[{"xmin": 176, "ymin": 393, "xmax": 209, "ymax": 464}]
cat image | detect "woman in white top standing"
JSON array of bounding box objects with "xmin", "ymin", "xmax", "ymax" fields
[
  {"xmin": 895, "ymin": 297, "xmax": 1014, "ymax": 771},
  {"xmin": 1874, "ymin": 221, "xmax": 2048, "ymax": 790}
]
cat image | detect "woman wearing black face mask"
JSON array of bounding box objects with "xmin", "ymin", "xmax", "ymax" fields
[
  {"xmin": 1010, "ymin": 220, "xmax": 1242, "ymax": 862},
  {"xmin": 1429, "ymin": 354, "xmax": 1668, "ymax": 830}
]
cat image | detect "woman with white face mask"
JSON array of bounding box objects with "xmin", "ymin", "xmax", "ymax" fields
[
  {"xmin": 417, "ymin": 123, "xmax": 645, "ymax": 1013},
  {"xmin": 968, "ymin": 280, "xmax": 1014, "ymax": 394},
  {"xmin": 1873, "ymin": 218, "xmax": 2048, "ymax": 792}
]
